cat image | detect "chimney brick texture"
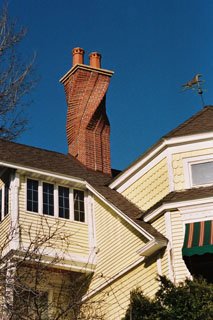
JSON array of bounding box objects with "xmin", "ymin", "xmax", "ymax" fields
[{"xmin": 62, "ymin": 65, "xmax": 113, "ymax": 175}]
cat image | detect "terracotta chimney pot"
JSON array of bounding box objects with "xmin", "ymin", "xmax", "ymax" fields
[
  {"xmin": 72, "ymin": 47, "xmax": 85, "ymax": 66},
  {"xmin": 89, "ymin": 52, "xmax": 101, "ymax": 68}
]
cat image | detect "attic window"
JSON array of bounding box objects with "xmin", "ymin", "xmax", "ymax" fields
[{"xmin": 191, "ymin": 161, "xmax": 213, "ymax": 186}]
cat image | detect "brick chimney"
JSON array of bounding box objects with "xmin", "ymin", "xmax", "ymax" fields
[{"xmin": 60, "ymin": 47, "xmax": 114, "ymax": 175}]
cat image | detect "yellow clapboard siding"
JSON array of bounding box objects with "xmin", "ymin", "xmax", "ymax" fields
[
  {"xmin": 90, "ymin": 256, "xmax": 159, "ymax": 320},
  {"xmin": 152, "ymin": 214, "xmax": 170, "ymax": 278},
  {"xmin": 18, "ymin": 175, "xmax": 89, "ymax": 257},
  {"xmin": 172, "ymin": 148, "xmax": 213, "ymax": 190},
  {"xmin": 122, "ymin": 158, "xmax": 169, "ymax": 210},
  {"xmin": 0, "ymin": 215, "xmax": 10, "ymax": 253},
  {"xmin": 89, "ymin": 196, "xmax": 150, "ymax": 292},
  {"xmin": 170, "ymin": 210, "xmax": 189, "ymax": 283}
]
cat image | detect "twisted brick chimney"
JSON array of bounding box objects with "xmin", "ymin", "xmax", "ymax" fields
[{"xmin": 60, "ymin": 47, "xmax": 114, "ymax": 175}]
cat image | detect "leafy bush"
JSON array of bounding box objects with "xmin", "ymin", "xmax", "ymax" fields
[{"xmin": 122, "ymin": 276, "xmax": 213, "ymax": 320}]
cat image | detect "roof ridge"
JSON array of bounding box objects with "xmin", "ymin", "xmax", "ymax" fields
[{"xmin": 164, "ymin": 105, "xmax": 213, "ymax": 138}]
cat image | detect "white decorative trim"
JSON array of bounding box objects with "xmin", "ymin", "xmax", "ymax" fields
[
  {"xmin": 164, "ymin": 212, "xmax": 174, "ymax": 282},
  {"xmin": 183, "ymin": 154, "xmax": 213, "ymax": 189},
  {"xmin": 167, "ymin": 153, "xmax": 174, "ymax": 191},
  {"xmin": 110, "ymin": 134, "xmax": 213, "ymax": 191},
  {"xmin": 85, "ymin": 183, "xmax": 154, "ymax": 241},
  {"xmin": 0, "ymin": 161, "xmax": 86, "ymax": 186},
  {"xmin": 10, "ymin": 172, "xmax": 20, "ymax": 251},
  {"xmin": 87, "ymin": 192, "xmax": 98, "ymax": 264},
  {"xmin": 144, "ymin": 197, "xmax": 213, "ymax": 223},
  {"xmin": 137, "ymin": 238, "xmax": 167, "ymax": 257},
  {"xmin": 82, "ymin": 257, "xmax": 145, "ymax": 301},
  {"xmin": 179, "ymin": 202, "xmax": 213, "ymax": 223},
  {"xmin": 0, "ymin": 161, "xmax": 156, "ymax": 241}
]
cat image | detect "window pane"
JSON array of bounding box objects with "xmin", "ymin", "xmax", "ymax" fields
[
  {"xmin": 58, "ymin": 186, "xmax": 69, "ymax": 219},
  {"xmin": 43, "ymin": 182, "xmax": 54, "ymax": 215},
  {"xmin": 191, "ymin": 162, "xmax": 213, "ymax": 185},
  {"xmin": 73, "ymin": 189, "xmax": 85, "ymax": 222},
  {"xmin": 27, "ymin": 179, "xmax": 38, "ymax": 212}
]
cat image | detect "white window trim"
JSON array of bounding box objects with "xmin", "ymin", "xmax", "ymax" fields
[
  {"xmin": 183, "ymin": 154, "xmax": 213, "ymax": 189},
  {"xmin": 25, "ymin": 177, "xmax": 87, "ymax": 224},
  {"xmin": 0, "ymin": 181, "xmax": 11, "ymax": 221}
]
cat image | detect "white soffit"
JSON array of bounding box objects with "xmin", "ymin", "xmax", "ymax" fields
[{"xmin": 109, "ymin": 132, "xmax": 213, "ymax": 192}]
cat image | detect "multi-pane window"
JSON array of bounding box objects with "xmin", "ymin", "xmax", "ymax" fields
[
  {"xmin": 74, "ymin": 189, "xmax": 85, "ymax": 222},
  {"xmin": 58, "ymin": 186, "xmax": 69, "ymax": 219},
  {"xmin": 27, "ymin": 179, "xmax": 38, "ymax": 212},
  {"xmin": 43, "ymin": 182, "xmax": 54, "ymax": 216},
  {"xmin": 26, "ymin": 178, "xmax": 85, "ymax": 222}
]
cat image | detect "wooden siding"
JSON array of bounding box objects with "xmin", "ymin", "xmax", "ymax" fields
[
  {"xmin": 170, "ymin": 210, "xmax": 189, "ymax": 283},
  {"xmin": 122, "ymin": 158, "xmax": 169, "ymax": 210},
  {"xmin": 18, "ymin": 175, "xmax": 89, "ymax": 258},
  {"xmin": 172, "ymin": 148, "xmax": 213, "ymax": 190},
  {"xmin": 90, "ymin": 255, "xmax": 159, "ymax": 320},
  {"xmin": 0, "ymin": 215, "xmax": 10, "ymax": 254},
  {"xmin": 90, "ymin": 196, "xmax": 149, "ymax": 291},
  {"xmin": 152, "ymin": 215, "xmax": 170, "ymax": 277}
]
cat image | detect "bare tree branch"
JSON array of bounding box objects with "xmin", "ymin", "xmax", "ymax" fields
[{"xmin": 0, "ymin": 3, "xmax": 38, "ymax": 140}]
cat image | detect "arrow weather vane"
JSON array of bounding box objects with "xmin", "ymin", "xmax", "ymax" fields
[{"xmin": 181, "ymin": 74, "xmax": 205, "ymax": 107}]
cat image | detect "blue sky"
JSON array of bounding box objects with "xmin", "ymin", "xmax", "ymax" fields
[{"xmin": 4, "ymin": 0, "xmax": 213, "ymax": 170}]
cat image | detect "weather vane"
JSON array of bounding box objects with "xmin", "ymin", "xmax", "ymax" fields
[{"xmin": 181, "ymin": 74, "xmax": 205, "ymax": 107}]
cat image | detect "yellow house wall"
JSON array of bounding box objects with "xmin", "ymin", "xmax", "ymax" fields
[
  {"xmin": 170, "ymin": 210, "xmax": 189, "ymax": 283},
  {"xmin": 122, "ymin": 158, "xmax": 169, "ymax": 210},
  {"xmin": 152, "ymin": 214, "xmax": 170, "ymax": 278},
  {"xmin": 90, "ymin": 196, "xmax": 150, "ymax": 291},
  {"xmin": 172, "ymin": 148, "xmax": 213, "ymax": 190},
  {"xmin": 90, "ymin": 255, "xmax": 159, "ymax": 320},
  {"xmin": 18, "ymin": 175, "xmax": 89, "ymax": 257},
  {"xmin": 0, "ymin": 215, "xmax": 10, "ymax": 254}
]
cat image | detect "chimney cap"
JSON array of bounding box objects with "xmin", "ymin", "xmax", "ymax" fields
[
  {"xmin": 72, "ymin": 47, "xmax": 85, "ymax": 55},
  {"xmin": 72, "ymin": 47, "xmax": 85, "ymax": 66},
  {"xmin": 89, "ymin": 51, "xmax": 102, "ymax": 68}
]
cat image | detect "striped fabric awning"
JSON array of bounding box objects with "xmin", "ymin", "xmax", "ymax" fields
[{"xmin": 182, "ymin": 220, "xmax": 213, "ymax": 257}]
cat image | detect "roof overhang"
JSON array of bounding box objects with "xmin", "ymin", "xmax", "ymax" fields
[
  {"xmin": 0, "ymin": 160, "xmax": 157, "ymax": 242},
  {"xmin": 109, "ymin": 132, "xmax": 213, "ymax": 190},
  {"xmin": 144, "ymin": 196, "xmax": 213, "ymax": 223},
  {"xmin": 137, "ymin": 238, "xmax": 167, "ymax": 257}
]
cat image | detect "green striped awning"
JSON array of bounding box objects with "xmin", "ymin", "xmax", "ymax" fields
[{"xmin": 182, "ymin": 220, "xmax": 213, "ymax": 257}]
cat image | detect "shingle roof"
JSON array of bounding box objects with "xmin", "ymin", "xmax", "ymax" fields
[
  {"xmin": 0, "ymin": 139, "xmax": 166, "ymax": 241},
  {"xmin": 143, "ymin": 186, "xmax": 213, "ymax": 217},
  {"xmin": 164, "ymin": 105, "xmax": 213, "ymax": 138}
]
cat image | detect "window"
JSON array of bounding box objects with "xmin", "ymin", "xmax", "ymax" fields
[
  {"xmin": 26, "ymin": 178, "xmax": 86, "ymax": 222},
  {"xmin": 183, "ymin": 155, "xmax": 213, "ymax": 188},
  {"xmin": 0, "ymin": 182, "xmax": 10, "ymax": 221},
  {"xmin": 27, "ymin": 179, "xmax": 38, "ymax": 212},
  {"xmin": 58, "ymin": 186, "xmax": 69, "ymax": 219},
  {"xmin": 74, "ymin": 189, "xmax": 85, "ymax": 222},
  {"xmin": 191, "ymin": 161, "xmax": 213, "ymax": 186},
  {"xmin": 43, "ymin": 182, "xmax": 54, "ymax": 216}
]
